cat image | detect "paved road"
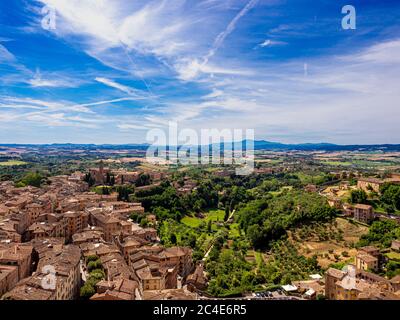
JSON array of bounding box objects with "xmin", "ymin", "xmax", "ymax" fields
[{"xmin": 227, "ymin": 209, "xmax": 236, "ymax": 221}]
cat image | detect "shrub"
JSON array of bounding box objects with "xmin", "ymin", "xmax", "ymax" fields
[{"xmin": 80, "ymin": 283, "xmax": 96, "ymax": 299}]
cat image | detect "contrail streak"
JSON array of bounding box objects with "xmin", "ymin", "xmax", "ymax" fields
[{"xmin": 203, "ymin": 0, "xmax": 259, "ymax": 64}]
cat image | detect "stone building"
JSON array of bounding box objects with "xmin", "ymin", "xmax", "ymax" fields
[
  {"xmin": 0, "ymin": 265, "xmax": 18, "ymax": 297},
  {"xmin": 354, "ymin": 204, "xmax": 374, "ymax": 224},
  {"xmin": 0, "ymin": 243, "xmax": 33, "ymax": 280},
  {"xmin": 357, "ymin": 178, "xmax": 384, "ymax": 193}
]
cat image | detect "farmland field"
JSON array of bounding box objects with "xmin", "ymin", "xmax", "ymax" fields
[
  {"xmin": 0, "ymin": 160, "xmax": 28, "ymax": 166},
  {"xmin": 290, "ymin": 218, "xmax": 369, "ymax": 269}
]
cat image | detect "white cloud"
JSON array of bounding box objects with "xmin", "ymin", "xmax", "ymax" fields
[
  {"xmin": 34, "ymin": 0, "xmax": 258, "ymax": 83},
  {"xmin": 11, "ymin": 1, "xmax": 399, "ymax": 144},
  {"xmin": 150, "ymin": 38, "xmax": 400, "ymax": 144},
  {"xmin": 175, "ymin": 0, "xmax": 259, "ymax": 80},
  {"xmin": 117, "ymin": 123, "xmax": 149, "ymax": 130},
  {"xmin": 76, "ymin": 97, "xmax": 143, "ymax": 108},
  {"xmin": 95, "ymin": 77, "xmax": 149, "ymax": 97},
  {"xmin": 258, "ymin": 39, "xmax": 287, "ymax": 47},
  {"xmin": 175, "ymin": 58, "xmax": 253, "ymax": 81},
  {"xmin": 203, "ymin": 89, "xmax": 224, "ymax": 99},
  {"xmin": 2, "ymin": 97, "xmax": 94, "ymax": 113},
  {"xmin": 35, "ymin": 0, "xmax": 196, "ymax": 74},
  {"xmin": 350, "ymin": 39, "xmax": 400, "ymax": 64},
  {"xmin": 28, "ymin": 69, "xmax": 82, "ymax": 88},
  {"xmin": 203, "ymin": 0, "xmax": 258, "ymax": 63},
  {"xmin": 0, "ymin": 44, "xmax": 16, "ymax": 63}
]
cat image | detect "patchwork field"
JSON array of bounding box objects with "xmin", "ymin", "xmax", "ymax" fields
[
  {"xmin": 0, "ymin": 160, "xmax": 28, "ymax": 166},
  {"xmin": 289, "ymin": 218, "xmax": 369, "ymax": 269},
  {"xmin": 313, "ymin": 151, "xmax": 400, "ymax": 170}
]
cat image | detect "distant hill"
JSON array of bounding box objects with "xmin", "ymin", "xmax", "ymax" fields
[
  {"xmin": 218, "ymin": 140, "xmax": 400, "ymax": 151},
  {"xmin": 1, "ymin": 140, "xmax": 400, "ymax": 151}
]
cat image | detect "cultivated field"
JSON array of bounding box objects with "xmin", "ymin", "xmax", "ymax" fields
[
  {"xmin": 289, "ymin": 218, "xmax": 369, "ymax": 269},
  {"xmin": 0, "ymin": 160, "xmax": 28, "ymax": 166}
]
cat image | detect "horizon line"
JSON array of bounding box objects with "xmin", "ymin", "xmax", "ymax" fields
[{"xmin": 1, "ymin": 140, "xmax": 400, "ymax": 147}]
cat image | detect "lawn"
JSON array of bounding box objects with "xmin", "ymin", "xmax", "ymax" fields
[
  {"xmin": 320, "ymin": 160, "xmax": 352, "ymax": 167},
  {"xmin": 255, "ymin": 159, "xmax": 283, "ymax": 164},
  {"xmin": 205, "ymin": 209, "xmax": 225, "ymax": 222},
  {"xmin": 352, "ymin": 160, "xmax": 394, "ymax": 167},
  {"xmin": 181, "ymin": 209, "xmax": 225, "ymax": 229},
  {"xmin": 371, "ymin": 202, "xmax": 400, "ymax": 215},
  {"xmin": 295, "ymin": 172, "xmax": 327, "ymax": 184},
  {"xmin": 254, "ymin": 251, "xmax": 264, "ymax": 266},
  {"xmin": 385, "ymin": 251, "xmax": 400, "ymax": 261},
  {"xmin": 269, "ymin": 186, "xmax": 292, "ymax": 196},
  {"xmin": 229, "ymin": 223, "xmax": 241, "ymax": 238},
  {"xmin": 0, "ymin": 160, "xmax": 28, "ymax": 166},
  {"xmin": 181, "ymin": 216, "xmax": 203, "ymax": 228}
]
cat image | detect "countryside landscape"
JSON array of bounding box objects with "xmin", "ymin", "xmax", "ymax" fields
[
  {"xmin": 1, "ymin": 143, "xmax": 400, "ymax": 300},
  {"xmin": 1, "ymin": 0, "xmax": 400, "ymax": 309}
]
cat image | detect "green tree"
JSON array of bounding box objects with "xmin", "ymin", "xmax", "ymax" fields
[
  {"xmin": 207, "ymin": 220, "xmax": 212, "ymax": 233},
  {"xmin": 224, "ymin": 207, "xmax": 229, "ymax": 221},
  {"xmin": 381, "ymin": 184, "xmax": 400, "ymax": 210},
  {"xmin": 358, "ymin": 220, "xmax": 400, "ymax": 248},
  {"xmin": 170, "ymin": 233, "xmax": 177, "ymax": 244},
  {"xmin": 139, "ymin": 217, "xmax": 148, "ymax": 227},
  {"xmin": 186, "ymin": 233, "xmax": 197, "ymax": 248},
  {"xmin": 20, "ymin": 172, "xmax": 44, "ymax": 187},
  {"xmin": 84, "ymin": 173, "xmax": 95, "ymax": 187},
  {"xmin": 80, "ymin": 283, "xmax": 96, "ymax": 299},
  {"xmin": 102, "ymin": 186, "xmax": 110, "ymax": 195},
  {"xmin": 86, "ymin": 255, "xmax": 100, "ymax": 263},
  {"xmin": 87, "ymin": 259, "xmax": 102, "ymax": 272},
  {"xmin": 349, "ymin": 189, "xmax": 368, "ymax": 204},
  {"xmin": 135, "ymin": 173, "xmax": 151, "ymax": 187},
  {"xmin": 247, "ymin": 224, "xmax": 264, "ymax": 248}
]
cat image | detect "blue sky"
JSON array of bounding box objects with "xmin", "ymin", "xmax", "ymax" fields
[{"xmin": 0, "ymin": 0, "xmax": 399, "ymax": 144}]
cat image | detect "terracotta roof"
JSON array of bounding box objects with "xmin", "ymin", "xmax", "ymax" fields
[
  {"xmin": 354, "ymin": 204, "xmax": 373, "ymax": 210},
  {"xmin": 143, "ymin": 288, "xmax": 197, "ymax": 300},
  {"xmin": 357, "ymin": 253, "xmax": 378, "ymax": 263},
  {"xmin": 358, "ymin": 177, "xmax": 384, "ymax": 184},
  {"xmin": 390, "ymin": 275, "xmax": 400, "ymax": 284},
  {"xmin": 326, "ymin": 268, "xmax": 346, "ymax": 279}
]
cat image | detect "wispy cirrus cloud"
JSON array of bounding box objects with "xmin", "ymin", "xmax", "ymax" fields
[
  {"xmin": 33, "ymin": 0, "xmax": 258, "ymax": 83},
  {"xmin": 33, "ymin": 0, "xmax": 196, "ymax": 76},
  {"xmin": 150, "ymin": 38, "xmax": 400, "ymax": 144},
  {"xmin": 0, "ymin": 43, "xmax": 16, "ymax": 63},
  {"xmin": 203, "ymin": 0, "xmax": 258, "ymax": 63},
  {"xmin": 1, "ymin": 0, "xmax": 399, "ymax": 144},
  {"xmin": 175, "ymin": 0, "xmax": 259, "ymax": 80},
  {"xmin": 27, "ymin": 69, "xmax": 85, "ymax": 88},
  {"xmin": 258, "ymin": 39, "xmax": 287, "ymax": 48},
  {"xmin": 95, "ymin": 77, "xmax": 149, "ymax": 97},
  {"xmin": 0, "ymin": 96, "xmax": 108, "ymax": 129}
]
